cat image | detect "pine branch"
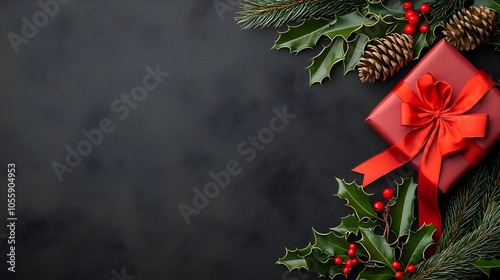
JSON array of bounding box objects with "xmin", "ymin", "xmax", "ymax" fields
[
  {"xmin": 481, "ymin": 154, "xmax": 500, "ymax": 219},
  {"xmin": 405, "ymin": 204, "xmax": 500, "ymax": 280},
  {"xmin": 236, "ymin": 0, "xmax": 366, "ymax": 29},
  {"xmin": 437, "ymin": 164, "xmax": 488, "ymax": 252},
  {"xmin": 437, "ymin": 150, "xmax": 500, "ymax": 252},
  {"xmin": 430, "ymin": 0, "xmax": 472, "ymax": 22}
]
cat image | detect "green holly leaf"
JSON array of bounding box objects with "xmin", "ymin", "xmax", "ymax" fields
[
  {"xmin": 474, "ymin": 0, "xmax": 500, "ymax": 14},
  {"xmin": 310, "ymin": 247, "xmax": 331, "ymax": 263},
  {"xmin": 359, "ymin": 228, "xmax": 395, "ymax": 268},
  {"xmin": 323, "ymin": 11, "xmax": 377, "ymax": 41},
  {"xmin": 273, "ymin": 18, "xmax": 332, "ymax": 53},
  {"xmin": 413, "ymin": 20, "xmax": 440, "ymax": 59},
  {"xmin": 277, "ymin": 245, "xmax": 312, "ymax": 271},
  {"xmin": 358, "ymin": 266, "xmax": 395, "ymax": 280},
  {"xmin": 335, "ymin": 178, "xmax": 377, "ymax": 220},
  {"xmin": 365, "ymin": 0, "xmax": 405, "ymax": 20},
  {"xmin": 343, "ymin": 35, "xmax": 370, "ymax": 75},
  {"xmin": 387, "ymin": 19, "xmax": 407, "ymax": 35},
  {"xmin": 308, "ymin": 37, "xmax": 345, "ymax": 85},
  {"xmin": 356, "ymin": 16, "xmax": 399, "ymax": 39},
  {"xmin": 312, "ymin": 229, "xmax": 350, "ymax": 258},
  {"xmin": 331, "ymin": 214, "xmax": 378, "ymax": 236},
  {"xmin": 474, "ymin": 257, "xmax": 500, "ymax": 275},
  {"xmin": 390, "ymin": 177, "xmax": 417, "ymax": 238},
  {"xmin": 399, "ymin": 225, "xmax": 436, "ymax": 266},
  {"xmin": 305, "ymin": 253, "xmax": 343, "ymax": 279}
]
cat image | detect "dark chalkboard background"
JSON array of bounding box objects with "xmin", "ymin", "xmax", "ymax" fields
[{"xmin": 0, "ymin": 1, "xmax": 499, "ymax": 280}]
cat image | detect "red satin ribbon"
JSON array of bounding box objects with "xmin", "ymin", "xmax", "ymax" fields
[{"xmin": 353, "ymin": 70, "xmax": 494, "ymax": 241}]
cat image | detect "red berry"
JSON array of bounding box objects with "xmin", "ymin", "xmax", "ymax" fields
[
  {"xmin": 420, "ymin": 3, "xmax": 431, "ymax": 14},
  {"xmin": 420, "ymin": 24, "xmax": 429, "ymax": 33},
  {"xmin": 402, "ymin": 1, "xmax": 412, "ymax": 9},
  {"xmin": 407, "ymin": 14, "xmax": 419, "ymax": 25},
  {"xmin": 406, "ymin": 264, "xmax": 416, "ymax": 273},
  {"xmin": 392, "ymin": 261, "xmax": 402, "ymax": 270},
  {"xmin": 373, "ymin": 201, "xmax": 385, "ymax": 212},
  {"xmin": 346, "ymin": 259, "xmax": 353, "ymax": 267},
  {"xmin": 405, "ymin": 10, "xmax": 418, "ymax": 19},
  {"xmin": 382, "ymin": 188, "xmax": 394, "ymax": 200},
  {"xmin": 334, "ymin": 256, "xmax": 343, "ymax": 265},
  {"xmin": 395, "ymin": 271, "xmax": 404, "ymax": 279},
  {"xmin": 351, "ymin": 258, "xmax": 359, "ymax": 266},
  {"xmin": 343, "ymin": 266, "xmax": 351, "ymax": 275},
  {"xmin": 349, "ymin": 243, "xmax": 357, "ymax": 250},
  {"xmin": 404, "ymin": 24, "xmax": 416, "ymax": 35},
  {"xmin": 347, "ymin": 248, "xmax": 356, "ymax": 257}
]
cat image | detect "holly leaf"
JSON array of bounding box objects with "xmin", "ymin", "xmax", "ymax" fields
[
  {"xmin": 474, "ymin": 257, "xmax": 500, "ymax": 276},
  {"xmin": 335, "ymin": 178, "xmax": 377, "ymax": 220},
  {"xmin": 388, "ymin": 19, "xmax": 407, "ymax": 35},
  {"xmin": 331, "ymin": 214, "xmax": 377, "ymax": 236},
  {"xmin": 343, "ymin": 35, "xmax": 370, "ymax": 75},
  {"xmin": 399, "ymin": 225, "xmax": 436, "ymax": 266},
  {"xmin": 358, "ymin": 266, "xmax": 395, "ymax": 280},
  {"xmin": 273, "ymin": 18, "xmax": 332, "ymax": 53},
  {"xmin": 312, "ymin": 229, "xmax": 350, "ymax": 258},
  {"xmin": 305, "ymin": 253, "xmax": 343, "ymax": 279},
  {"xmin": 323, "ymin": 11, "xmax": 377, "ymax": 41},
  {"xmin": 390, "ymin": 177, "xmax": 417, "ymax": 238},
  {"xmin": 359, "ymin": 228, "xmax": 395, "ymax": 268},
  {"xmin": 277, "ymin": 245, "xmax": 312, "ymax": 271},
  {"xmin": 310, "ymin": 247, "xmax": 331, "ymax": 263},
  {"xmin": 413, "ymin": 20, "xmax": 440, "ymax": 59},
  {"xmin": 474, "ymin": 0, "xmax": 500, "ymax": 14},
  {"xmin": 356, "ymin": 16, "xmax": 399, "ymax": 39},
  {"xmin": 365, "ymin": 0, "xmax": 405, "ymax": 20},
  {"xmin": 308, "ymin": 37, "xmax": 345, "ymax": 85}
]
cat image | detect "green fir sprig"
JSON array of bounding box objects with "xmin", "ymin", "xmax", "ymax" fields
[{"xmin": 236, "ymin": 0, "xmax": 367, "ymax": 29}]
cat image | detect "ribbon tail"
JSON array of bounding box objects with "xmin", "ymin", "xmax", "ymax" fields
[
  {"xmin": 352, "ymin": 144, "xmax": 413, "ymax": 186},
  {"xmin": 417, "ymin": 130, "xmax": 443, "ymax": 252},
  {"xmin": 353, "ymin": 127, "xmax": 432, "ymax": 187}
]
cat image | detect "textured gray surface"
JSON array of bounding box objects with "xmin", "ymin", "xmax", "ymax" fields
[{"xmin": 0, "ymin": 1, "xmax": 499, "ymax": 280}]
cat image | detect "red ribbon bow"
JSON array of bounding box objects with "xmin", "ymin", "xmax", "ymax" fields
[{"xmin": 353, "ymin": 70, "xmax": 494, "ymax": 241}]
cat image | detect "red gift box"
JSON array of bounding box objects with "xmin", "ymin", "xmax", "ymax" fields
[
  {"xmin": 353, "ymin": 39, "xmax": 500, "ymax": 240},
  {"xmin": 362, "ymin": 39, "xmax": 500, "ymax": 193}
]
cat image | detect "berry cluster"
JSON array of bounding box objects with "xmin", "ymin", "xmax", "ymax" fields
[
  {"xmin": 333, "ymin": 243, "xmax": 359, "ymax": 275},
  {"xmin": 402, "ymin": 2, "xmax": 431, "ymax": 35},
  {"xmin": 392, "ymin": 261, "xmax": 416, "ymax": 279},
  {"xmin": 373, "ymin": 187, "xmax": 394, "ymax": 212},
  {"xmin": 373, "ymin": 188, "xmax": 417, "ymax": 278}
]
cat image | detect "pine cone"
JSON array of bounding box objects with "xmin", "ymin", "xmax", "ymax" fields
[
  {"xmin": 442, "ymin": 6, "xmax": 497, "ymax": 51},
  {"xmin": 357, "ymin": 33, "xmax": 413, "ymax": 83}
]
